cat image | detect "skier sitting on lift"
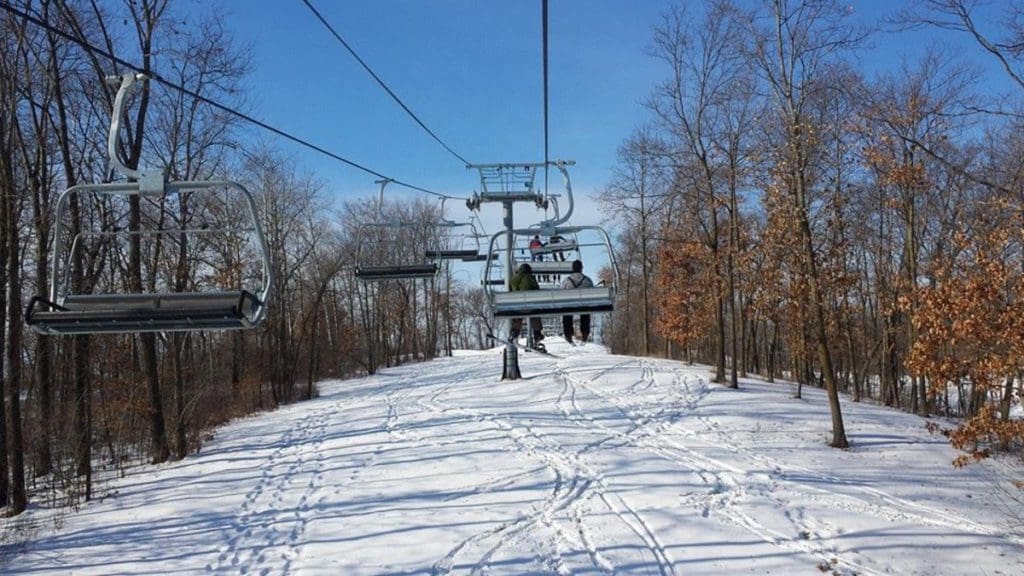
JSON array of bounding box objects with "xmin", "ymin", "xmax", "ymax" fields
[
  {"xmin": 561, "ymin": 259, "xmax": 593, "ymax": 344},
  {"xmin": 547, "ymin": 234, "xmax": 567, "ymax": 262},
  {"xmin": 529, "ymin": 235, "xmax": 545, "ymax": 262},
  {"xmin": 509, "ymin": 263, "xmax": 544, "ymax": 346}
]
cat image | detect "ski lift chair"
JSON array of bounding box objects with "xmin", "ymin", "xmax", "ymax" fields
[
  {"xmin": 525, "ymin": 260, "xmax": 577, "ymax": 277},
  {"xmin": 424, "ymin": 205, "xmax": 484, "ymax": 261},
  {"xmin": 354, "ymin": 220, "xmax": 439, "ymax": 281},
  {"xmin": 462, "ymin": 252, "xmax": 499, "ymax": 263},
  {"xmin": 525, "ymin": 229, "xmax": 580, "ymax": 281},
  {"xmin": 25, "ymin": 75, "xmax": 271, "ymax": 336},
  {"xmin": 355, "ymin": 263, "xmax": 439, "ymax": 281},
  {"xmin": 484, "ymin": 225, "xmax": 618, "ymax": 319},
  {"xmin": 529, "ymin": 235, "xmax": 578, "ymax": 259},
  {"xmin": 353, "ymin": 179, "xmax": 440, "ymax": 281}
]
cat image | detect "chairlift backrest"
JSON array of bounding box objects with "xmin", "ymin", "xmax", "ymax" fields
[
  {"xmin": 27, "ymin": 181, "xmax": 273, "ymax": 335},
  {"xmin": 425, "ymin": 210, "xmax": 484, "ymax": 261}
]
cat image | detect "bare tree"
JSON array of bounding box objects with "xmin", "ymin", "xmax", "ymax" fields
[
  {"xmin": 598, "ymin": 129, "xmax": 670, "ymax": 356},
  {"xmin": 648, "ymin": 1, "xmax": 753, "ymax": 385},
  {"xmin": 743, "ymin": 0, "xmax": 867, "ymax": 447}
]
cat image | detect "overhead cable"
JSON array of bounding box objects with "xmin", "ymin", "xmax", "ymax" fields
[
  {"xmin": 300, "ymin": 0, "xmax": 473, "ymax": 167},
  {"xmin": 542, "ymin": 0, "xmax": 550, "ymax": 196},
  {"xmin": 0, "ymin": 1, "xmax": 458, "ymax": 200}
]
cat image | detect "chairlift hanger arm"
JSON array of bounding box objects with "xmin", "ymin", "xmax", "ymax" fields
[{"xmin": 537, "ymin": 161, "xmax": 574, "ymax": 234}]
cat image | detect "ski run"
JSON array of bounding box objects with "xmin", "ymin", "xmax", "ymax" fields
[{"xmin": 5, "ymin": 341, "xmax": 1023, "ymax": 575}]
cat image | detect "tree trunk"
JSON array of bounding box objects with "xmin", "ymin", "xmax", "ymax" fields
[
  {"xmin": 32, "ymin": 163, "xmax": 53, "ymax": 477},
  {"xmin": 0, "ymin": 114, "xmax": 26, "ymax": 513},
  {"xmin": 173, "ymin": 334, "xmax": 187, "ymax": 460},
  {"xmin": 0, "ymin": 160, "xmax": 8, "ymax": 509},
  {"xmin": 727, "ymin": 174, "xmax": 740, "ymax": 388},
  {"xmin": 74, "ymin": 334, "xmax": 91, "ymax": 488},
  {"xmin": 712, "ymin": 219, "xmax": 726, "ymax": 383},
  {"xmin": 999, "ymin": 375, "xmax": 1014, "ymax": 422},
  {"xmin": 5, "ymin": 195, "xmax": 27, "ymax": 514},
  {"xmin": 796, "ymin": 186, "xmax": 848, "ymax": 448}
]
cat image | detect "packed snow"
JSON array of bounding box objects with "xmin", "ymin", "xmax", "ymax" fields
[{"xmin": 4, "ymin": 341, "xmax": 1022, "ymax": 575}]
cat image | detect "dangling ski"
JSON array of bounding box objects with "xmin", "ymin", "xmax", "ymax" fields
[{"xmin": 485, "ymin": 333, "xmax": 558, "ymax": 357}]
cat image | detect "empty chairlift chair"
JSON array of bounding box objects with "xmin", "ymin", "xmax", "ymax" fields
[
  {"xmin": 26, "ymin": 75, "xmax": 271, "ymax": 335},
  {"xmin": 353, "ymin": 179, "xmax": 440, "ymax": 281},
  {"xmin": 353, "ymin": 216, "xmax": 439, "ymax": 280},
  {"xmin": 25, "ymin": 182, "xmax": 272, "ymax": 335},
  {"xmin": 353, "ymin": 221, "xmax": 439, "ymax": 281},
  {"xmin": 424, "ymin": 205, "xmax": 488, "ymax": 262},
  {"xmin": 354, "ymin": 261, "xmax": 438, "ymax": 281}
]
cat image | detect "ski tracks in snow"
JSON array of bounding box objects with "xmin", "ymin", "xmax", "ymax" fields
[
  {"xmin": 423, "ymin": 356, "xmax": 676, "ymax": 576},
  {"xmin": 575, "ymin": 361, "xmax": 1021, "ymax": 575},
  {"xmin": 206, "ymin": 404, "xmax": 329, "ymax": 576},
  {"xmin": 669, "ymin": 369, "xmax": 1023, "ymax": 543},
  {"xmin": 206, "ymin": 351, "xmax": 1018, "ymax": 576},
  {"xmin": 561, "ymin": 360, "xmax": 887, "ymax": 576}
]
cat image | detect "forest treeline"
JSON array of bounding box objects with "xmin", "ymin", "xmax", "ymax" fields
[
  {"xmin": 599, "ymin": 0, "xmax": 1024, "ymax": 465},
  {"xmin": 0, "ymin": 0, "xmax": 493, "ymax": 516}
]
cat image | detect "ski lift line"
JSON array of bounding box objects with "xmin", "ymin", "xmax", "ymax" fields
[
  {"xmin": 299, "ymin": 0, "xmax": 473, "ymax": 168},
  {"xmin": 0, "ymin": 2, "xmax": 462, "ymax": 202},
  {"xmin": 542, "ymin": 0, "xmax": 550, "ymax": 198}
]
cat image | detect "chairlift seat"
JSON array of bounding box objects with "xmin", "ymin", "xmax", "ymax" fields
[
  {"xmin": 463, "ymin": 252, "xmax": 500, "ymax": 262},
  {"xmin": 425, "ymin": 249, "xmax": 480, "ymax": 260},
  {"xmin": 479, "ymin": 191, "xmax": 543, "ymax": 203},
  {"xmin": 26, "ymin": 291, "xmax": 262, "ymax": 335},
  {"xmin": 355, "ymin": 263, "xmax": 438, "ymax": 281},
  {"xmin": 530, "ymin": 239, "xmax": 578, "ymax": 256},
  {"xmin": 492, "ymin": 287, "xmax": 614, "ymax": 318},
  {"xmin": 524, "ymin": 261, "xmax": 575, "ymax": 275}
]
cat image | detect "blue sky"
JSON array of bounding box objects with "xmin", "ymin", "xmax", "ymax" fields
[
  {"xmin": 211, "ymin": 0, "xmax": 669, "ymax": 209},
  {"xmin": 177, "ymin": 0, "xmax": 1011, "ymax": 230}
]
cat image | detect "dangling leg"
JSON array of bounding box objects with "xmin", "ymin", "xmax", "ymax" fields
[
  {"xmin": 530, "ymin": 317, "xmax": 544, "ymax": 344},
  {"xmin": 562, "ymin": 315, "xmax": 574, "ymax": 344},
  {"xmin": 510, "ymin": 317, "xmax": 523, "ymax": 341}
]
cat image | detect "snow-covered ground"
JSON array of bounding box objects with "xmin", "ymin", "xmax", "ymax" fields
[{"xmin": 4, "ymin": 341, "xmax": 1022, "ymax": 575}]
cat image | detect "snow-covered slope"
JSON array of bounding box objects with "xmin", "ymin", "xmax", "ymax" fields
[{"xmin": 6, "ymin": 341, "xmax": 1022, "ymax": 575}]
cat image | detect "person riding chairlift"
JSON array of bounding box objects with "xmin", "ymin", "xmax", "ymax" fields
[
  {"xmin": 509, "ymin": 263, "xmax": 544, "ymax": 346},
  {"xmin": 547, "ymin": 234, "xmax": 567, "ymax": 262},
  {"xmin": 529, "ymin": 235, "xmax": 545, "ymax": 262},
  {"xmin": 561, "ymin": 259, "xmax": 593, "ymax": 344}
]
